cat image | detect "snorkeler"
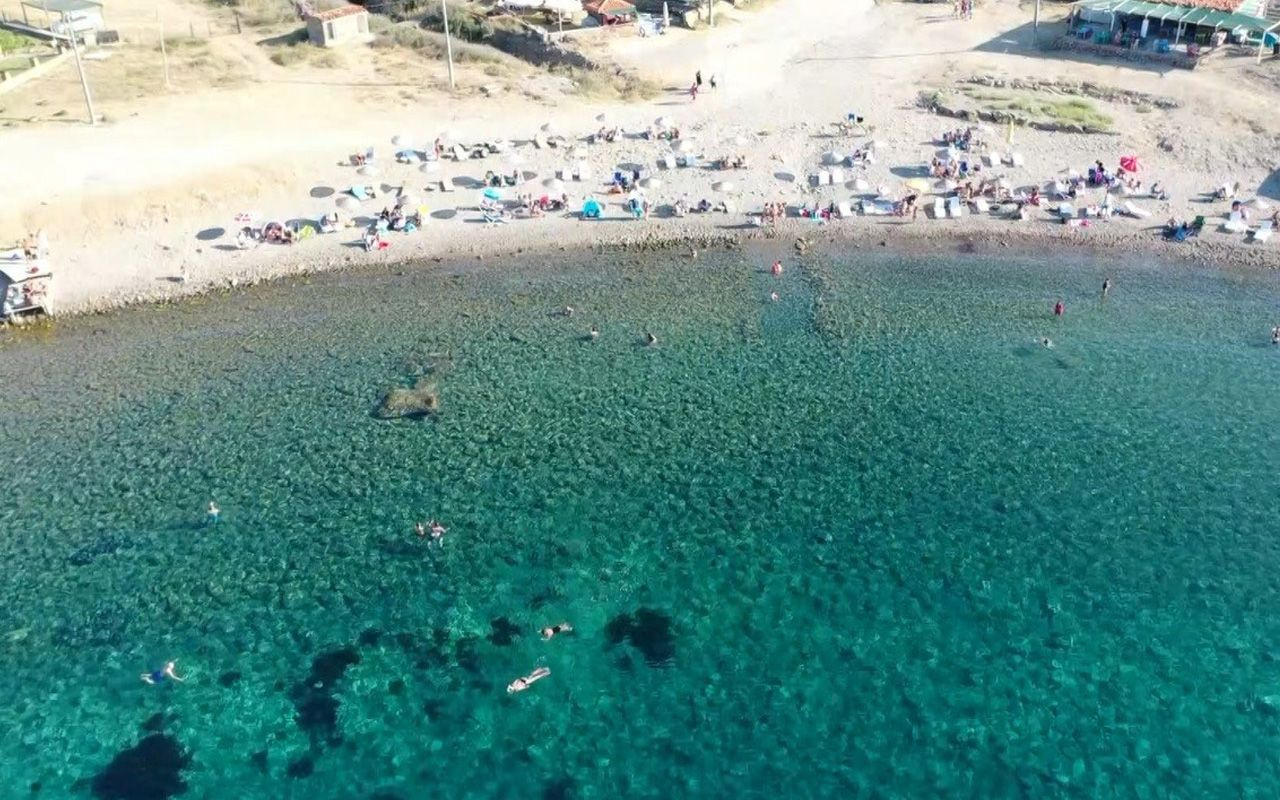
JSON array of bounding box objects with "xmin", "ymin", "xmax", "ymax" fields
[
  {"xmin": 541, "ymin": 622, "xmax": 573, "ymax": 640},
  {"xmin": 771, "ymin": 260, "xmax": 783, "ymax": 277},
  {"xmin": 645, "ymin": 333, "xmax": 658, "ymax": 346},
  {"xmin": 141, "ymin": 660, "xmax": 185, "ymax": 685},
  {"xmin": 507, "ymin": 666, "xmax": 551, "ymax": 694},
  {"xmin": 206, "ymin": 501, "xmax": 220, "ymax": 525}
]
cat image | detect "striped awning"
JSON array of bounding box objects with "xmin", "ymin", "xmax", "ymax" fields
[{"xmin": 1075, "ymin": 0, "xmax": 1277, "ymax": 30}]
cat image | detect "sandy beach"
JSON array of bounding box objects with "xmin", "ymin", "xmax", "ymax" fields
[{"xmin": 4, "ymin": 0, "xmax": 1280, "ymax": 315}]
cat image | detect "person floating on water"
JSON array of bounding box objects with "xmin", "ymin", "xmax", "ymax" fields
[
  {"xmin": 645, "ymin": 333, "xmax": 658, "ymax": 347},
  {"xmin": 541, "ymin": 622, "xmax": 573, "ymax": 640},
  {"xmin": 206, "ymin": 501, "xmax": 220, "ymax": 525},
  {"xmin": 771, "ymin": 260, "xmax": 783, "ymax": 277},
  {"xmin": 1102, "ymin": 278, "xmax": 1112, "ymax": 298},
  {"xmin": 769, "ymin": 291, "xmax": 779, "ymax": 302},
  {"xmin": 141, "ymin": 660, "xmax": 185, "ymax": 685},
  {"xmin": 508, "ymin": 666, "xmax": 551, "ymax": 694},
  {"xmin": 1054, "ymin": 300, "xmax": 1064, "ymax": 317}
]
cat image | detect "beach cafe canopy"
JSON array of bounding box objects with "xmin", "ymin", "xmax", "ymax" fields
[
  {"xmin": 584, "ymin": 0, "xmax": 636, "ymax": 23},
  {"xmin": 19, "ymin": 0, "xmax": 103, "ymax": 30},
  {"xmin": 1074, "ymin": 0, "xmax": 1280, "ymax": 49}
]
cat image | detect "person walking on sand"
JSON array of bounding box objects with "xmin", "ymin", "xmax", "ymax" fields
[
  {"xmin": 695, "ymin": 70, "xmax": 703, "ymax": 88},
  {"xmin": 1054, "ymin": 300, "xmax": 1064, "ymax": 318},
  {"xmin": 206, "ymin": 501, "xmax": 220, "ymax": 525},
  {"xmin": 690, "ymin": 83, "xmax": 698, "ymax": 102},
  {"xmin": 709, "ymin": 74, "xmax": 717, "ymax": 90},
  {"xmin": 142, "ymin": 660, "xmax": 185, "ymax": 685}
]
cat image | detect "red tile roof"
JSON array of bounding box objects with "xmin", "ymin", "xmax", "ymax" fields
[{"xmin": 310, "ymin": 4, "xmax": 366, "ymax": 21}]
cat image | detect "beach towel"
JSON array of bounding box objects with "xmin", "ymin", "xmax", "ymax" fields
[{"xmin": 348, "ymin": 186, "xmax": 370, "ymax": 201}]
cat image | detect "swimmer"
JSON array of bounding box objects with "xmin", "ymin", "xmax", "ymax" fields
[
  {"xmin": 541, "ymin": 622, "xmax": 573, "ymax": 640},
  {"xmin": 1041, "ymin": 337, "xmax": 1054, "ymax": 348},
  {"xmin": 507, "ymin": 666, "xmax": 551, "ymax": 694},
  {"xmin": 770, "ymin": 260, "xmax": 783, "ymax": 277},
  {"xmin": 429, "ymin": 520, "xmax": 447, "ymax": 541},
  {"xmin": 769, "ymin": 291, "xmax": 779, "ymax": 302},
  {"xmin": 1272, "ymin": 325, "xmax": 1280, "ymax": 345},
  {"xmin": 563, "ymin": 305, "xmax": 574, "ymax": 318},
  {"xmin": 1102, "ymin": 278, "xmax": 1112, "ymax": 297},
  {"xmin": 1053, "ymin": 300, "xmax": 1064, "ymax": 317},
  {"xmin": 589, "ymin": 325, "xmax": 600, "ymax": 340},
  {"xmin": 206, "ymin": 501, "xmax": 220, "ymax": 525},
  {"xmin": 141, "ymin": 660, "xmax": 185, "ymax": 685},
  {"xmin": 415, "ymin": 521, "xmax": 427, "ymax": 538},
  {"xmin": 645, "ymin": 332, "xmax": 658, "ymax": 347}
]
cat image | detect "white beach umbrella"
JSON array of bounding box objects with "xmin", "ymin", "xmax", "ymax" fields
[
  {"xmin": 540, "ymin": 122, "xmax": 556, "ymax": 133},
  {"xmin": 358, "ymin": 165, "xmax": 380, "ymax": 178},
  {"xmin": 655, "ymin": 115, "xmax": 674, "ymax": 128},
  {"xmin": 640, "ymin": 176, "xmax": 663, "ymax": 189},
  {"xmin": 596, "ymin": 112, "xmax": 609, "ymax": 123},
  {"xmin": 712, "ymin": 180, "xmax": 737, "ymax": 193},
  {"xmin": 543, "ymin": 177, "xmax": 565, "ymax": 192},
  {"xmin": 822, "ymin": 150, "xmax": 846, "ymax": 166},
  {"xmin": 571, "ymin": 146, "xmax": 588, "ymax": 159},
  {"xmin": 732, "ymin": 134, "xmax": 749, "ymax": 147},
  {"xmin": 397, "ymin": 193, "xmax": 419, "ymax": 207},
  {"xmin": 391, "ymin": 133, "xmax": 414, "ymax": 148},
  {"xmin": 866, "ymin": 139, "xmax": 884, "ymax": 151},
  {"xmin": 851, "ymin": 178, "xmax": 870, "ymax": 192},
  {"xmin": 420, "ymin": 161, "xmax": 442, "ymax": 174},
  {"xmin": 875, "ymin": 183, "xmax": 891, "ymax": 197},
  {"xmin": 336, "ymin": 195, "xmax": 359, "ymax": 211},
  {"xmin": 673, "ymin": 139, "xmax": 698, "ymax": 154},
  {"xmin": 504, "ymin": 151, "xmax": 527, "ymax": 167}
]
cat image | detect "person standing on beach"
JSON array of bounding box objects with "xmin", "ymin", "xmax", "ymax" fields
[
  {"xmin": 695, "ymin": 70, "xmax": 703, "ymax": 88},
  {"xmin": 1054, "ymin": 300, "xmax": 1064, "ymax": 317},
  {"xmin": 709, "ymin": 74, "xmax": 717, "ymax": 90}
]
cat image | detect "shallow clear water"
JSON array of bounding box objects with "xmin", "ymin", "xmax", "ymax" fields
[{"xmin": 2, "ymin": 247, "xmax": 1280, "ymax": 798}]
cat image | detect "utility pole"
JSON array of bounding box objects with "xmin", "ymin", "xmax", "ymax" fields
[
  {"xmin": 1032, "ymin": 0, "xmax": 1040, "ymax": 47},
  {"xmin": 68, "ymin": 18, "xmax": 97, "ymax": 125},
  {"xmin": 707, "ymin": 0, "xmax": 714, "ymax": 28},
  {"xmin": 159, "ymin": 20, "xmax": 171, "ymax": 89},
  {"xmin": 441, "ymin": 0, "xmax": 455, "ymax": 90}
]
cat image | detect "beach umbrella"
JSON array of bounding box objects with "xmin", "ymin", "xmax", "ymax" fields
[
  {"xmin": 233, "ymin": 211, "xmax": 258, "ymax": 224},
  {"xmin": 732, "ymin": 134, "xmax": 748, "ymax": 147},
  {"xmin": 571, "ymin": 146, "xmax": 588, "ymax": 159},
  {"xmin": 655, "ymin": 115, "xmax": 674, "ymax": 128},
  {"xmin": 358, "ymin": 165, "xmax": 380, "ymax": 177},
  {"xmin": 1119, "ymin": 155, "xmax": 1141, "ymax": 172},
  {"xmin": 595, "ymin": 112, "xmax": 609, "ymax": 123},
  {"xmin": 391, "ymin": 133, "xmax": 414, "ymax": 148},
  {"xmin": 540, "ymin": 122, "xmax": 556, "ymax": 133},
  {"xmin": 482, "ymin": 187, "xmax": 502, "ymax": 201},
  {"xmin": 504, "ymin": 151, "xmax": 527, "ymax": 167},
  {"xmin": 875, "ymin": 183, "xmax": 891, "ymax": 197},
  {"xmin": 712, "ymin": 180, "xmax": 736, "ymax": 193},
  {"xmin": 336, "ymin": 196, "xmax": 359, "ymax": 211},
  {"xmin": 397, "ymin": 193, "xmax": 419, "ymax": 207},
  {"xmin": 420, "ymin": 160, "xmax": 442, "ymax": 174},
  {"xmin": 673, "ymin": 139, "xmax": 697, "ymax": 154},
  {"xmin": 543, "ymin": 177, "xmax": 565, "ymax": 192},
  {"xmin": 851, "ymin": 178, "xmax": 869, "ymax": 192},
  {"xmin": 997, "ymin": 177, "xmax": 1012, "ymax": 189},
  {"xmin": 904, "ymin": 178, "xmax": 932, "ymax": 193},
  {"xmin": 640, "ymin": 176, "xmax": 662, "ymax": 189},
  {"xmin": 822, "ymin": 150, "xmax": 846, "ymax": 166}
]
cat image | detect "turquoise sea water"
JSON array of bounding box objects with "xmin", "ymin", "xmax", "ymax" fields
[{"xmin": 1, "ymin": 247, "xmax": 1279, "ymax": 798}]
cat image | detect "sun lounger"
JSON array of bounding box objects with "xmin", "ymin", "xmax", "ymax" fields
[
  {"xmin": 1009, "ymin": 152, "xmax": 1025, "ymax": 168},
  {"xmin": 984, "ymin": 152, "xmax": 1003, "ymax": 168},
  {"xmin": 1056, "ymin": 202, "xmax": 1074, "ymax": 219},
  {"xmin": 1252, "ymin": 220, "xmax": 1273, "ymax": 243},
  {"xmin": 574, "ymin": 161, "xmax": 591, "ymax": 181},
  {"xmin": 829, "ymin": 168, "xmax": 845, "ymax": 185},
  {"xmin": 1222, "ymin": 211, "xmax": 1247, "ymax": 234},
  {"xmin": 970, "ymin": 197, "xmax": 989, "ymax": 215},
  {"xmin": 861, "ymin": 199, "xmax": 893, "ymax": 216},
  {"xmin": 1122, "ymin": 201, "xmax": 1151, "ymax": 219},
  {"xmin": 439, "ymin": 180, "xmax": 455, "ymax": 193},
  {"xmin": 836, "ymin": 201, "xmax": 853, "ymax": 219},
  {"xmin": 932, "ymin": 198, "xmax": 945, "ymax": 219},
  {"xmin": 482, "ymin": 210, "xmax": 507, "ymax": 225},
  {"xmin": 659, "ymin": 154, "xmax": 676, "ymax": 171},
  {"xmin": 722, "ymin": 200, "xmax": 736, "ymax": 214},
  {"xmin": 450, "ymin": 145, "xmax": 468, "ymax": 161},
  {"xmin": 947, "ymin": 196, "xmax": 965, "ymax": 218}
]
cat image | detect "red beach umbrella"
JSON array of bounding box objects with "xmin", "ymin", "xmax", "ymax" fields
[{"xmin": 1119, "ymin": 155, "xmax": 1141, "ymax": 172}]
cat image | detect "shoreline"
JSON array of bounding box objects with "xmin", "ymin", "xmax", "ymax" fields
[{"xmin": 32, "ymin": 214, "xmax": 1280, "ymax": 322}]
